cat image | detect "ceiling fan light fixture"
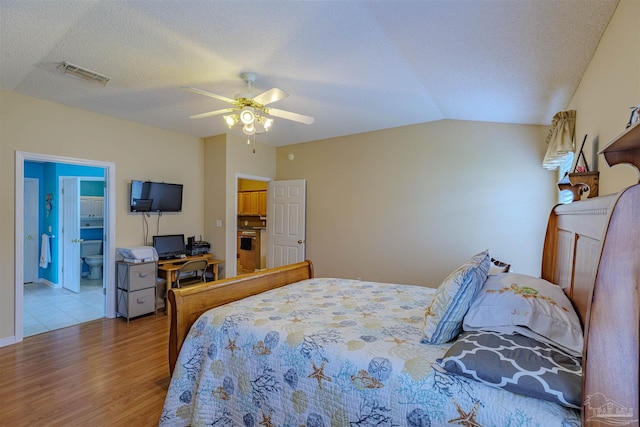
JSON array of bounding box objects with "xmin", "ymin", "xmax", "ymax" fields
[
  {"xmin": 184, "ymin": 72, "xmax": 314, "ymax": 143},
  {"xmin": 243, "ymin": 123, "xmax": 256, "ymax": 135},
  {"xmin": 223, "ymin": 114, "xmax": 239, "ymax": 128},
  {"xmin": 240, "ymin": 107, "xmax": 255, "ymax": 125},
  {"xmin": 260, "ymin": 117, "xmax": 274, "ymax": 132}
]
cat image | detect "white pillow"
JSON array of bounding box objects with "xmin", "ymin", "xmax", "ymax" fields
[{"xmin": 463, "ymin": 273, "xmax": 583, "ymax": 356}]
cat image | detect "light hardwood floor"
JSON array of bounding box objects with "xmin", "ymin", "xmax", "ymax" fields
[{"xmin": 0, "ymin": 313, "xmax": 170, "ymax": 426}]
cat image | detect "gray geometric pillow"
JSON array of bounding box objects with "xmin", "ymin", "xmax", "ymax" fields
[{"xmin": 437, "ymin": 331, "xmax": 582, "ymax": 408}]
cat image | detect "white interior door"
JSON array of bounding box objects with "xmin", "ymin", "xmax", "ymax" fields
[
  {"xmin": 267, "ymin": 179, "xmax": 306, "ymax": 268},
  {"xmin": 23, "ymin": 178, "xmax": 39, "ymax": 283},
  {"xmin": 62, "ymin": 178, "xmax": 81, "ymax": 293}
]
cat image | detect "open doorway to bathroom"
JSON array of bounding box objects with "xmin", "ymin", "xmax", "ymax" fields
[
  {"xmin": 23, "ymin": 167, "xmax": 106, "ymax": 336},
  {"xmin": 15, "ymin": 152, "xmax": 116, "ymax": 343}
]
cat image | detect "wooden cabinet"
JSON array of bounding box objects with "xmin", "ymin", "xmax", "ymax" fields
[
  {"xmin": 250, "ymin": 191, "xmax": 259, "ymax": 214},
  {"xmin": 258, "ymin": 191, "xmax": 267, "ymax": 216},
  {"xmin": 80, "ymin": 196, "xmax": 104, "ymax": 218},
  {"xmin": 116, "ymin": 261, "xmax": 157, "ymax": 322},
  {"xmin": 237, "ymin": 231, "xmax": 258, "ymax": 272},
  {"xmin": 238, "ymin": 190, "xmax": 267, "ymax": 216},
  {"xmin": 238, "ymin": 192, "xmax": 251, "ymax": 215}
]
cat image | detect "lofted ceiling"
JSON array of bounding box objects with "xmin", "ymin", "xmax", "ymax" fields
[{"xmin": 0, "ymin": 0, "xmax": 619, "ymax": 147}]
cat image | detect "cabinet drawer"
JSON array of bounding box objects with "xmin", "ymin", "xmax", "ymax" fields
[
  {"xmin": 117, "ymin": 262, "xmax": 156, "ymax": 291},
  {"xmin": 118, "ymin": 287, "xmax": 155, "ymax": 318}
]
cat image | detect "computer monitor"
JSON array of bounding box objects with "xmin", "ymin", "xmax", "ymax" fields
[{"xmin": 152, "ymin": 234, "xmax": 185, "ymax": 260}]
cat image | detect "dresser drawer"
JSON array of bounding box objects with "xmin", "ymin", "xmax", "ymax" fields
[
  {"xmin": 117, "ymin": 262, "xmax": 156, "ymax": 291},
  {"xmin": 117, "ymin": 287, "xmax": 155, "ymax": 319}
]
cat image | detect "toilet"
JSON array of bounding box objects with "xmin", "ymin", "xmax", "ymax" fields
[{"xmin": 80, "ymin": 240, "xmax": 103, "ymax": 280}]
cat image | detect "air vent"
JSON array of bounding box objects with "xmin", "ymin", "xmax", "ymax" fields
[{"xmin": 57, "ymin": 62, "xmax": 110, "ymax": 85}]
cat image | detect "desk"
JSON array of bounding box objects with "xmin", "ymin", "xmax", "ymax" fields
[{"xmin": 157, "ymin": 254, "xmax": 225, "ymax": 289}]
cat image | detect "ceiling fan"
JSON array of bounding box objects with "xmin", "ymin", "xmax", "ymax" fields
[{"xmin": 183, "ymin": 72, "xmax": 314, "ymax": 136}]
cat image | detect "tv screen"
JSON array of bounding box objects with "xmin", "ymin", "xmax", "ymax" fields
[
  {"xmin": 153, "ymin": 234, "xmax": 185, "ymax": 260},
  {"xmin": 130, "ymin": 180, "xmax": 183, "ymax": 212}
]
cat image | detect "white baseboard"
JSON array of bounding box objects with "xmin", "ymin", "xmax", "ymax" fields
[
  {"xmin": 0, "ymin": 335, "xmax": 17, "ymax": 348},
  {"xmin": 36, "ymin": 278, "xmax": 59, "ymax": 288}
]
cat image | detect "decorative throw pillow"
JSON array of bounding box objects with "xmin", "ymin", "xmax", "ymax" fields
[
  {"xmin": 422, "ymin": 250, "xmax": 490, "ymax": 344},
  {"xmin": 463, "ymin": 273, "xmax": 583, "ymax": 356},
  {"xmin": 438, "ymin": 331, "xmax": 582, "ymax": 408},
  {"xmin": 488, "ymin": 257, "xmax": 510, "ymax": 274}
]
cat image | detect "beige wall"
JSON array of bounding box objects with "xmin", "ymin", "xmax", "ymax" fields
[
  {"xmin": 222, "ymin": 133, "xmax": 276, "ymax": 277},
  {"xmin": 568, "ymin": 0, "xmax": 640, "ymax": 195},
  {"xmin": 203, "ymin": 134, "xmax": 227, "ymax": 270},
  {"xmin": 0, "ymin": 91, "xmax": 206, "ymax": 341},
  {"xmin": 277, "ymin": 120, "xmax": 555, "ymax": 286}
]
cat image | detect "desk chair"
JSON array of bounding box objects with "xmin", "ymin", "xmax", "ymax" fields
[{"xmin": 175, "ymin": 259, "xmax": 209, "ymax": 288}]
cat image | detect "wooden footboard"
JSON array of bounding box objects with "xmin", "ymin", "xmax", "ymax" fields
[{"xmin": 167, "ymin": 260, "xmax": 314, "ymax": 373}]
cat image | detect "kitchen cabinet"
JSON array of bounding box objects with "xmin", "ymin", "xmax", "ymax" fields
[
  {"xmin": 238, "ymin": 190, "xmax": 267, "ymax": 216},
  {"xmin": 238, "ymin": 192, "xmax": 252, "ymax": 215},
  {"xmin": 258, "ymin": 191, "xmax": 267, "ymax": 216},
  {"xmin": 250, "ymin": 191, "xmax": 259, "ymax": 215},
  {"xmin": 80, "ymin": 196, "xmax": 104, "ymax": 218}
]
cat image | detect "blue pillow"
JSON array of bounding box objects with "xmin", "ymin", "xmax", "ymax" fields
[{"xmin": 422, "ymin": 250, "xmax": 490, "ymax": 344}]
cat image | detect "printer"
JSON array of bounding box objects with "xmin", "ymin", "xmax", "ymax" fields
[
  {"xmin": 116, "ymin": 246, "xmax": 158, "ymax": 263},
  {"xmin": 186, "ymin": 236, "xmax": 210, "ymax": 256}
]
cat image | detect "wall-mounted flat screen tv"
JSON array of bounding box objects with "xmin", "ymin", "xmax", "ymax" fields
[{"xmin": 130, "ymin": 180, "xmax": 183, "ymax": 212}]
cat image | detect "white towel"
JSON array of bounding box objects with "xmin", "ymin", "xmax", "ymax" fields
[{"xmin": 39, "ymin": 234, "xmax": 51, "ymax": 268}]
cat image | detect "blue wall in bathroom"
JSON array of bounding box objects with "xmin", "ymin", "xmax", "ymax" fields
[
  {"xmin": 81, "ymin": 180, "xmax": 104, "ymax": 197},
  {"xmin": 24, "ymin": 161, "xmax": 105, "ymax": 284}
]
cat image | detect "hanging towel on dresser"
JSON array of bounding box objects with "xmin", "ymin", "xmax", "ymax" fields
[
  {"xmin": 39, "ymin": 234, "xmax": 51, "ymax": 268},
  {"xmin": 240, "ymin": 237, "xmax": 252, "ymax": 250}
]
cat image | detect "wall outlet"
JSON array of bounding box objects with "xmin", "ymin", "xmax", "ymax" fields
[{"xmin": 216, "ymin": 219, "xmax": 222, "ymax": 228}]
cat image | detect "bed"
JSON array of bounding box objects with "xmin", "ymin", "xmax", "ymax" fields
[{"xmin": 161, "ymin": 127, "xmax": 639, "ymax": 426}]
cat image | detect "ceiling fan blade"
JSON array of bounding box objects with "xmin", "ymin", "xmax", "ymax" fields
[
  {"xmin": 182, "ymin": 86, "xmax": 237, "ymax": 105},
  {"xmin": 266, "ymin": 108, "xmax": 315, "ymax": 125},
  {"xmin": 189, "ymin": 108, "xmax": 236, "ymax": 119},
  {"xmin": 252, "ymin": 88, "xmax": 288, "ymax": 106}
]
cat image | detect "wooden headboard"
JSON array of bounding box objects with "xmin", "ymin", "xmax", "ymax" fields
[
  {"xmin": 541, "ymin": 193, "xmax": 618, "ymax": 326},
  {"xmin": 541, "ymin": 186, "xmax": 639, "ymax": 425}
]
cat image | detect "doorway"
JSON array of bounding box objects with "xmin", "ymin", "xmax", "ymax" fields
[
  {"xmin": 236, "ymin": 177, "xmax": 269, "ymax": 275},
  {"xmin": 233, "ymin": 174, "xmax": 271, "ymax": 277},
  {"xmin": 14, "ymin": 152, "xmax": 116, "ymax": 344}
]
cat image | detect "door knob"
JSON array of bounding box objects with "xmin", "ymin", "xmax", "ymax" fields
[
  {"xmin": 26, "ymin": 235, "xmax": 32, "ymax": 240},
  {"xmin": 298, "ymin": 240, "xmax": 305, "ymax": 244}
]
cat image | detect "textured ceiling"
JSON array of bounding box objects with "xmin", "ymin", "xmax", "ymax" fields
[{"xmin": 0, "ymin": 0, "xmax": 619, "ymax": 147}]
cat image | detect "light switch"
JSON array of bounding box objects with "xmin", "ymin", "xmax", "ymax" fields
[{"xmin": 216, "ymin": 219, "xmax": 222, "ymax": 228}]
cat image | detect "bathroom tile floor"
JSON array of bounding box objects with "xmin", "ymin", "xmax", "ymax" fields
[{"xmin": 23, "ymin": 278, "xmax": 104, "ymax": 337}]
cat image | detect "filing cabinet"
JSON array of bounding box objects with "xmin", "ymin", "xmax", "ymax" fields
[{"xmin": 116, "ymin": 261, "xmax": 157, "ymax": 321}]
